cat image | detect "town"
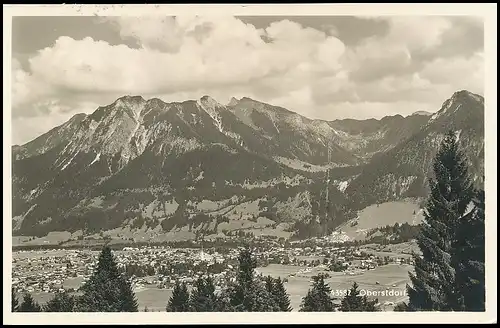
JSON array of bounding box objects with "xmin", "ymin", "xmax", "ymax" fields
[{"xmin": 12, "ymin": 239, "xmax": 415, "ymax": 296}]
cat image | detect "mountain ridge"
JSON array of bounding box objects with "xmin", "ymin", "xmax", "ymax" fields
[
  {"xmin": 14, "ymin": 90, "xmax": 483, "ymax": 149},
  {"xmin": 11, "ymin": 90, "xmax": 484, "ymax": 241}
]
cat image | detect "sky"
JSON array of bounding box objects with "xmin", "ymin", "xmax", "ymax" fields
[{"xmin": 11, "ymin": 15, "xmax": 484, "ymax": 145}]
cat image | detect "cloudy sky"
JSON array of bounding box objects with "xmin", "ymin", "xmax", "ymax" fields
[{"xmin": 11, "ymin": 15, "xmax": 484, "ymax": 145}]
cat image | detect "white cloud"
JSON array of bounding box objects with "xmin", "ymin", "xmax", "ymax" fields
[
  {"xmin": 11, "ymin": 15, "xmax": 484, "ymax": 145},
  {"xmin": 106, "ymin": 16, "xmax": 185, "ymax": 52},
  {"xmin": 18, "ymin": 17, "xmax": 345, "ymax": 101},
  {"xmin": 420, "ymin": 51, "xmax": 484, "ymax": 94}
]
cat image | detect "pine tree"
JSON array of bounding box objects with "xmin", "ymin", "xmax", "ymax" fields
[
  {"xmin": 214, "ymin": 288, "xmax": 234, "ymax": 312},
  {"xmin": 228, "ymin": 247, "xmax": 278, "ymax": 311},
  {"xmin": 452, "ymin": 189, "xmax": 485, "ymax": 311},
  {"xmin": 120, "ymin": 274, "xmax": 140, "ymax": 312},
  {"xmin": 362, "ymin": 295, "xmax": 378, "ymax": 311},
  {"xmin": 264, "ymin": 276, "xmax": 274, "ymax": 297},
  {"xmin": 228, "ymin": 247, "xmax": 256, "ymax": 311},
  {"xmin": 265, "ymin": 276, "xmax": 292, "ymax": 312},
  {"xmin": 19, "ymin": 293, "xmax": 42, "ymax": 312},
  {"xmin": 408, "ymin": 130, "xmax": 475, "ymax": 311},
  {"xmin": 299, "ymin": 273, "xmax": 336, "ymax": 312},
  {"xmin": 339, "ymin": 282, "xmax": 378, "ymax": 312},
  {"xmin": 190, "ymin": 276, "xmax": 219, "ymax": 312},
  {"xmin": 167, "ymin": 281, "xmax": 191, "ymax": 312},
  {"xmin": 44, "ymin": 290, "xmax": 76, "ymax": 312},
  {"xmin": 340, "ymin": 282, "xmax": 363, "ymax": 311},
  {"xmin": 11, "ymin": 288, "xmax": 19, "ymax": 312},
  {"xmin": 76, "ymin": 245, "xmax": 139, "ymax": 312},
  {"xmin": 250, "ymin": 280, "xmax": 279, "ymax": 312}
]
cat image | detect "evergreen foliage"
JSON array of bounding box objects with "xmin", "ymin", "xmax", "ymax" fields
[
  {"xmin": 76, "ymin": 245, "xmax": 139, "ymax": 312},
  {"xmin": 299, "ymin": 273, "xmax": 336, "ymax": 312},
  {"xmin": 452, "ymin": 189, "xmax": 485, "ymax": 311},
  {"xmin": 190, "ymin": 276, "xmax": 219, "ymax": 312},
  {"xmin": 339, "ymin": 282, "xmax": 378, "ymax": 312},
  {"xmin": 44, "ymin": 290, "xmax": 76, "ymax": 312},
  {"xmin": 11, "ymin": 288, "xmax": 19, "ymax": 312},
  {"xmin": 228, "ymin": 247, "xmax": 278, "ymax": 311},
  {"xmin": 166, "ymin": 281, "xmax": 191, "ymax": 312},
  {"xmin": 19, "ymin": 293, "xmax": 42, "ymax": 312},
  {"xmin": 265, "ymin": 276, "xmax": 292, "ymax": 312},
  {"xmin": 408, "ymin": 130, "xmax": 477, "ymax": 311}
]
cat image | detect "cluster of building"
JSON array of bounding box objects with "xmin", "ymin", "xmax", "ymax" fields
[
  {"xmin": 12, "ymin": 242, "xmax": 414, "ymax": 295},
  {"xmin": 12, "ymin": 250, "xmax": 96, "ymax": 294}
]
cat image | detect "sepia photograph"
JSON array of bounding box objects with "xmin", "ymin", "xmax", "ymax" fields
[{"xmin": 3, "ymin": 3, "xmax": 497, "ymax": 325}]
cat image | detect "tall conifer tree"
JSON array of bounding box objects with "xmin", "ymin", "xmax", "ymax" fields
[
  {"xmin": 408, "ymin": 130, "xmax": 475, "ymax": 311},
  {"xmin": 264, "ymin": 276, "xmax": 292, "ymax": 312},
  {"xmin": 299, "ymin": 273, "xmax": 336, "ymax": 312},
  {"xmin": 77, "ymin": 245, "xmax": 139, "ymax": 312},
  {"xmin": 340, "ymin": 282, "xmax": 378, "ymax": 311},
  {"xmin": 167, "ymin": 281, "xmax": 191, "ymax": 312},
  {"xmin": 452, "ymin": 189, "xmax": 485, "ymax": 311},
  {"xmin": 44, "ymin": 290, "xmax": 76, "ymax": 312},
  {"xmin": 190, "ymin": 276, "xmax": 219, "ymax": 312},
  {"xmin": 228, "ymin": 247, "xmax": 277, "ymax": 311}
]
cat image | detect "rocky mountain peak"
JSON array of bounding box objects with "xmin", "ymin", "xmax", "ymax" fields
[
  {"xmin": 227, "ymin": 97, "xmax": 240, "ymax": 106},
  {"xmin": 198, "ymin": 95, "xmax": 223, "ymax": 110},
  {"xmin": 428, "ymin": 89, "xmax": 483, "ymax": 123},
  {"xmin": 116, "ymin": 95, "xmax": 146, "ymax": 103},
  {"xmin": 451, "ymin": 90, "xmax": 483, "ymax": 101},
  {"xmin": 12, "ymin": 89, "xmax": 484, "ymax": 239},
  {"xmin": 112, "ymin": 95, "xmax": 147, "ymax": 120}
]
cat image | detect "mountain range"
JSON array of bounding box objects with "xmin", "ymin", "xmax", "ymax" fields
[{"xmin": 12, "ymin": 90, "xmax": 485, "ymax": 241}]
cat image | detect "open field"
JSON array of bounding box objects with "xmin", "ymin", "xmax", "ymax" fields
[
  {"xmin": 258, "ymin": 263, "xmax": 412, "ymax": 311},
  {"xmin": 360, "ymin": 241, "xmax": 421, "ymax": 258},
  {"xmin": 21, "ymin": 288, "xmax": 174, "ymax": 312},
  {"xmin": 335, "ymin": 200, "xmax": 424, "ymax": 240},
  {"xmin": 135, "ymin": 288, "xmax": 173, "ymax": 311},
  {"xmin": 19, "ymin": 262, "xmax": 411, "ymax": 312}
]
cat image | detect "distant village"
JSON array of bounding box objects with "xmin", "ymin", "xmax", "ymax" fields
[{"xmin": 12, "ymin": 239, "xmax": 414, "ymax": 295}]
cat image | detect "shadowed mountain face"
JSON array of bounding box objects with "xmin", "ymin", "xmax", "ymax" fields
[
  {"xmin": 344, "ymin": 90, "xmax": 485, "ymax": 210},
  {"xmin": 12, "ymin": 90, "xmax": 484, "ymax": 239}
]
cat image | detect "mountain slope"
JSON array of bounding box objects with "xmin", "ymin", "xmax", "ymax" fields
[
  {"xmin": 12, "ymin": 96, "xmax": 351, "ymax": 237},
  {"xmin": 344, "ymin": 90, "xmax": 485, "ymax": 210},
  {"xmin": 328, "ymin": 114, "xmax": 430, "ymax": 159}
]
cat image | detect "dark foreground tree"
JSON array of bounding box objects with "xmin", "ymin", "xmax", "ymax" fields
[
  {"xmin": 167, "ymin": 281, "xmax": 190, "ymax": 312},
  {"xmin": 265, "ymin": 276, "xmax": 292, "ymax": 312},
  {"xmin": 44, "ymin": 290, "xmax": 76, "ymax": 312},
  {"xmin": 190, "ymin": 276, "xmax": 219, "ymax": 312},
  {"xmin": 264, "ymin": 276, "xmax": 274, "ymax": 298},
  {"xmin": 214, "ymin": 288, "xmax": 234, "ymax": 312},
  {"xmin": 339, "ymin": 282, "xmax": 378, "ymax": 312},
  {"xmin": 12, "ymin": 288, "xmax": 19, "ymax": 312},
  {"xmin": 76, "ymin": 245, "xmax": 139, "ymax": 312},
  {"xmin": 19, "ymin": 293, "xmax": 42, "ymax": 312},
  {"xmin": 299, "ymin": 273, "xmax": 336, "ymax": 312},
  {"xmin": 408, "ymin": 130, "xmax": 475, "ymax": 311},
  {"xmin": 228, "ymin": 247, "xmax": 278, "ymax": 311},
  {"xmin": 453, "ymin": 189, "xmax": 485, "ymax": 311}
]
